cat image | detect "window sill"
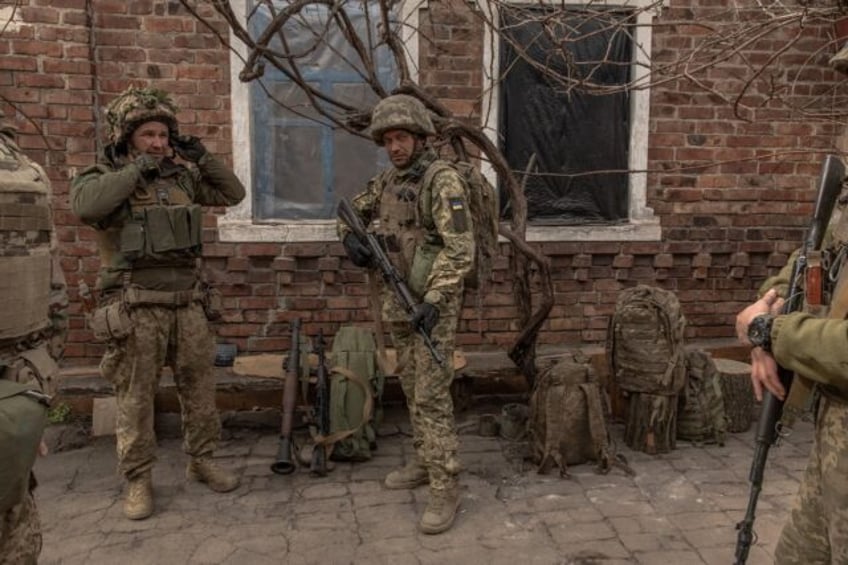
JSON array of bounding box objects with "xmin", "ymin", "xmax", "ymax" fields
[{"xmin": 217, "ymin": 217, "xmax": 661, "ymax": 243}]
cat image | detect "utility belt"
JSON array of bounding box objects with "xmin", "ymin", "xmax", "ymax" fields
[
  {"xmin": 90, "ymin": 282, "xmax": 221, "ymax": 343},
  {"xmin": 122, "ymin": 286, "xmax": 204, "ymax": 307}
]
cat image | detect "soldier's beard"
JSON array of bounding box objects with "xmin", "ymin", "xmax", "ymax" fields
[{"xmin": 393, "ymin": 140, "xmax": 426, "ymax": 170}]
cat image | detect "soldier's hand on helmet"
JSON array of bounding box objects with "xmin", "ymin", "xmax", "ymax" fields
[
  {"xmin": 172, "ymin": 134, "xmax": 207, "ymax": 162},
  {"xmin": 342, "ymin": 233, "xmax": 373, "ymax": 267},
  {"xmin": 133, "ymin": 153, "xmax": 160, "ymax": 180},
  {"xmin": 411, "ymin": 302, "xmax": 439, "ymax": 337}
]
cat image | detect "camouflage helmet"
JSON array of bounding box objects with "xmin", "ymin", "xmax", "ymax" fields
[
  {"xmin": 369, "ymin": 94, "xmax": 436, "ymax": 145},
  {"xmin": 105, "ymin": 87, "xmax": 179, "ymax": 144}
]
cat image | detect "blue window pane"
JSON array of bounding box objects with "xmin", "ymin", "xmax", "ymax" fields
[{"xmin": 248, "ymin": 0, "xmax": 399, "ymax": 220}]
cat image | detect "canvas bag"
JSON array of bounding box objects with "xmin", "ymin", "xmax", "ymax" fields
[
  {"xmin": 0, "ymin": 379, "xmax": 49, "ymax": 512},
  {"xmin": 327, "ymin": 325, "xmax": 384, "ymax": 462},
  {"xmin": 528, "ymin": 352, "xmax": 627, "ymax": 477},
  {"xmin": 677, "ymin": 349, "xmax": 728, "ymax": 445},
  {"xmin": 607, "ymin": 284, "xmax": 687, "ymax": 395}
]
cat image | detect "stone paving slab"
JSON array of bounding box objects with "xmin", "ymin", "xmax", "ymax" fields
[{"xmin": 33, "ymin": 405, "xmax": 813, "ymax": 565}]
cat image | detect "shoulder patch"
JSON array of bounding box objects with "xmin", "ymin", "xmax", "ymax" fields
[{"xmin": 448, "ymin": 197, "xmax": 468, "ymax": 233}]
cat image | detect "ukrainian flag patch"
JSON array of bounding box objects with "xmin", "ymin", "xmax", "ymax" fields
[{"xmin": 448, "ymin": 197, "xmax": 468, "ymax": 232}]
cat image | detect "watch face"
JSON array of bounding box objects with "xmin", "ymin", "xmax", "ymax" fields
[{"xmin": 748, "ymin": 316, "xmax": 769, "ymax": 347}]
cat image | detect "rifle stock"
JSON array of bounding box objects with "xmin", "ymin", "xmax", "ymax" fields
[
  {"xmin": 271, "ymin": 318, "xmax": 301, "ymax": 475},
  {"xmin": 734, "ymin": 154, "xmax": 845, "ymax": 564},
  {"xmin": 337, "ymin": 197, "xmax": 447, "ymax": 367}
]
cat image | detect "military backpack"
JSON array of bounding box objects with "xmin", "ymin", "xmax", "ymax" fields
[
  {"xmin": 677, "ymin": 349, "xmax": 728, "ymax": 445},
  {"xmin": 607, "ymin": 284, "xmax": 687, "ymax": 396},
  {"xmin": 327, "ymin": 325, "xmax": 384, "ymax": 462},
  {"xmin": 422, "ymin": 159, "xmax": 499, "ymax": 289},
  {"xmin": 528, "ymin": 352, "xmax": 626, "ymax": 476},
  {"xmin": 0, "ymin": 379, "xmax": 49, "ymax": 513}
]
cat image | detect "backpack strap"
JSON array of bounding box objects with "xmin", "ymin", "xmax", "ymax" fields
[
  {"xmin": 581, "ymin": 382, "xmax": 636, "ymax": 477},
  {"xmin": 312, "ymin": 365, "xmax": 375, "ymax": 448},
  {"xmin": 537, "ymin": 378, "xmax": 567, "ymax": 477},
  {"xmin": 579, "ymin": 383, "xmax": 611, "ymax": 473}
]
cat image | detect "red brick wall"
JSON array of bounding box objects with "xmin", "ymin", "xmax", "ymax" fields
[{"xmin": 1, "ymin": 0, "xmax": 843, "ymax": 365}]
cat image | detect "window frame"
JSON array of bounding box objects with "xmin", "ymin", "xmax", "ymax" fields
[
  {"xmin": 221, "ymin": 0, "xmax": 662, "ymax": 243},
  {"xmin": 221, "ymin": 0, "xmax": 421, "ymax": 243},
  {"xmin": 481, "ymin": 0, "xmax": 663, "ymax": 242}
]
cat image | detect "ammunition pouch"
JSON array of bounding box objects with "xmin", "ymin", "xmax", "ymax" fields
[
  {"xmin": 199, "ymin": 283, "xmax": 222, "ymax": 321},
  {"xmin": 119, "ymin": 204, "xmax": 203, "ymax": 264},
  {"xmin": 0, "ymin": 344, "xmax": 60, "ymax": 397},
  {"xmin": 89, "ymin": 300, "xmax": 133, "ymax": 343}
]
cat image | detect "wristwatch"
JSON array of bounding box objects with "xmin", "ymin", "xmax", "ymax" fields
[{"xmin": 747, "ymin": 314, "xmax": 774, "ymax": 353}]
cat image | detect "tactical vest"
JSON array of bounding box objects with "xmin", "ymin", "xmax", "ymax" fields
[
  {"xmin": 374, "ymin": 152, "xmax": 441, "ymax": 301},
  {"xmin": 0, "ymin": 130, "xmax": 52, "ymax": 345},
  {"xmin": 98, "ymin": 160, "xmax": 203, "ymax": 292}
]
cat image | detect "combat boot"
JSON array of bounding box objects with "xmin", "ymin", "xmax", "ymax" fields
[
  {"xmin": 186, "ymin": 457, "xmax": 240, "ymax": 493},
  {"xmin": 124, "ymin": 473, "xmax": 153, "ymax": 520},
  {"xmin": 418, "ymin": 485, "xmax": 460, "ymax": 534},
  {"xmin": 384, "ymin": 456, "xmax": 428, "ymax": 489}
]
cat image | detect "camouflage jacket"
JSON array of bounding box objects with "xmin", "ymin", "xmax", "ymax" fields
[
  {"xmin": 338, "ymin": 149, "xmax": 474, "ymax": 321},
  {"xmin": 71, "ymin": 150, "xmax": 245, "ymax": 292}
]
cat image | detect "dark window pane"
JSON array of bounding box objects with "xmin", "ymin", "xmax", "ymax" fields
[{"xmin": 500, "ymin": 8, "xmax": 632, "ymax": 224}]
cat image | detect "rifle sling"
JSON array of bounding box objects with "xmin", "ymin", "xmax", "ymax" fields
[{"xmin": 312, "ymin": 365, "xmax": 375, "ymax": 448}]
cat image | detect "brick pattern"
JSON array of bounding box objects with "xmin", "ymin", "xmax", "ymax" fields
[{"xmin": 0, "ymin": 0, "xmax": 844, "ymax": 364}]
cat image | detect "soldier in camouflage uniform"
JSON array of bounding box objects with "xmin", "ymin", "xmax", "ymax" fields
[
  {"xmin": 70, "ymin": 87, "xmax": 245, "ymax": 520},
  {"xmin": 337, "ymin": 94, "xmax": 474, "ymax": 534},
  {"xmin": 0, "ymin": 110, "xmax": 68, "ymax": 564},
  {"xmin": 736, "ymin": 192, "xmax": 848, "ymax": 563}
]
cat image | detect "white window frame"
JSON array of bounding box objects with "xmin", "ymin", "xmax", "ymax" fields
[
  {"xmin": 221, "ymin": 0, "xmax": 421, "ymax": 243},
  {"xmin": 480, "ymin": 0, "xmax": 663, "ymax": 242},
  {"xmin": 221, "ymin": 0, "xmax": 662, "ymax": 243}
]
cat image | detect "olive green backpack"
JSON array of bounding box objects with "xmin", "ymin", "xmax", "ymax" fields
[
  {"xmin": 0, "ymin": 379, "xmax": 49, "ymax": 512},
  {"xmin": 328, "ymin": 326, "xmax": 384, "ymax": 462}
]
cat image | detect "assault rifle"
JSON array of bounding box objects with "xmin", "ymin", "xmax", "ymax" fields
[
  {"xmin": 271, "ymin": 318, "xmax": 301, "ymax": 475},
  {"xmin": 734, "ymin": 154, "xmax": 845, "ymax": 564},
  {"xmin": 310, "ymin": 329, "xmax": 330, "ymax": 477},
  {"xmin": 337, "ymin": 197, "xmax": 446, "ymax": 367}
]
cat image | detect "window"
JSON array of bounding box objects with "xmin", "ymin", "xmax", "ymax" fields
[
  {"xmin": 481, "ymin": 0, "xmax": 662, "ymax": 241},
  {"xmin": 500, "ymin": 7, "xmax": 631, "ymax": 224},
  {"xmin": 222, "ymin": 0, "xmax": 407, "ymax": 241}
]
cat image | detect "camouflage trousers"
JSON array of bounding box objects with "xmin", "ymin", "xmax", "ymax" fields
[
  {"xmin": 389, "ymin": 302, "xmax": 461, "ymax": 492},
  {"xmin": 775, "ymin": 396, "xmax": 848, "ymax": 564},
  {"xmin": 99, "ymin": 301, "xmax": 220, "ymax": 480},
  {"xmin": 0, "ymin": 489, "xmax": 41, "ymax": 565}
]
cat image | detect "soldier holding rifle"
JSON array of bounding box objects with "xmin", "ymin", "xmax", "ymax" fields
[
  {"xmin": 735, "ymin": 154, "xmax": 848, "ymax": 564},
  {"xmin": 337, "ymin": 95, "xmax": 474, "ymax": 534}
]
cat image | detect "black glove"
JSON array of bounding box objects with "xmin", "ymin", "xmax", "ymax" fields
[
  {"xmin": 411, "ymin": 302, "xmax": 440, "ymax": 337},
  {"xmin": 172, "ymin": 134, "xmax": 207, "ymax": 163},
  {"xmin": 342, "ymin": 233, "xmax": 373, "ymax": 267},
  {"xmin": 134, "ymin": 154, "xmax": 159, "ymax": 180}
]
